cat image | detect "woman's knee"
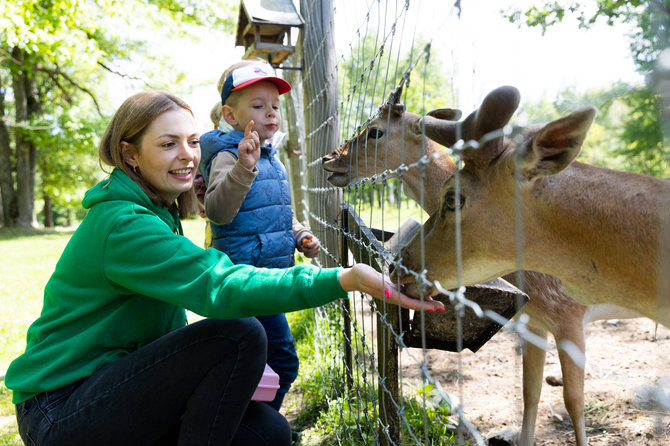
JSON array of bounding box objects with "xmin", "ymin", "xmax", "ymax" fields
[
  {"xmin": 195, "ymin": 318, "xmax": 267, "ymax": 354},
  {"xmin": 231, "ymin": 401, "xmax": 292, "ymax": 446}
]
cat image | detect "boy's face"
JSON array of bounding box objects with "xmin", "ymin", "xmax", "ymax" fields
[{"xmin": 228, "ymin": 81, "xmax": 281, "ymax": 143}]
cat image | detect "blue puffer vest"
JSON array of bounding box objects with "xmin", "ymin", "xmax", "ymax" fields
[{"xmin": 199, "ymin": 129, "xmax": 295, "ymax": 268}]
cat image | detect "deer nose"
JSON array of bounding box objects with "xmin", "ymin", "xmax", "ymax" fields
[{"xmin": 388, "ymin": 261, "xmax": 405, "ymax": 283}]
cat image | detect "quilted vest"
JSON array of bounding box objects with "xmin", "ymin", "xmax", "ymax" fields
[{"xmin": 199, "ymin": 130, "xmax": 295, "ymax": 268}]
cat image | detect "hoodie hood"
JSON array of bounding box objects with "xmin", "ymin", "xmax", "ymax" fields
[{"xmin": 83, "ymin": 169, "xmax": 181, "ymax": 234}]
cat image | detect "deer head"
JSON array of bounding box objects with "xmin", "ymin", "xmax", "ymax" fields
[
  {"xmin": 392, "ymin": 86, "xmax": 598, "ymax": 298},
  {"xmin": 322, "ymin": 86, "xmax": 461, "ymax": 210}
]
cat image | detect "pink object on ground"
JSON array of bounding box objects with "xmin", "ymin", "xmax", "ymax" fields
[{"xmin": 251, "ymin": 364, "xmax": 280, "ymax": 401}]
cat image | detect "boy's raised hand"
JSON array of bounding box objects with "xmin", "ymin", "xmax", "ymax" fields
[{"xmin": 238, "ymin": 120, "xmax": 261, "ymax": 170}]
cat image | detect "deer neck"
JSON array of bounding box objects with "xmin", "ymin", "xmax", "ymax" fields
[{"xmin": 402, "ymin": 156, "xmax": 450, "ymax": 214}]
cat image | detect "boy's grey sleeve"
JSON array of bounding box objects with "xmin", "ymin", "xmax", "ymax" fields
[{"xmin": 204, "ymin": 151, "xmax": 258, "ymax": 225}]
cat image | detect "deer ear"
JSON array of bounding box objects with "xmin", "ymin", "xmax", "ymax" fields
[
  {"xmin": 420, "ymin": 114, "xmax": 461, "ymax": 144},
  {"xmin": 381, "ymin": 103, "xmax": 405, "ymax": 119},
  {"xmin": 390, "ymin": 103, "xmax": 405, "ymax": 116},
  {"xmin": 427, "ymin": 108, "xmax": 462, "ymax": 121},
  {"xmin": 517, "ymin": 107, "xmax": 597, "ymax": 181},
  {"xmin": 473, "ymin": 85, "xmax": 520, "ymax": 140}
]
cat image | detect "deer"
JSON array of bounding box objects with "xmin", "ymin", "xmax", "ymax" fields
[
  {"xmin": 387, "ymin": 85, "xmax": 669, "ymax": 444},
  {"xmin": 321, "ymin": 87, "xmax": 646, "ymax": 446}
]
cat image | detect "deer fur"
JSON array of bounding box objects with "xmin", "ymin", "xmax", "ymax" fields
[
  {"xmin": 392, "ymin": 85, "xmax": 669, "ymax": 443},
  {"xmin": 322, "ymin": 89, "xmax": 647, "ymax": 446}
]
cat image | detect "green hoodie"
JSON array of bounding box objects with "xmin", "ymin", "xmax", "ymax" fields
[{"xmin": 6, "ymin": 169, "xmax": 345, "ymax": 404}]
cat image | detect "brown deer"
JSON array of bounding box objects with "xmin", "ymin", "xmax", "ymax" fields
[
  {"xmin": 389, "ymin": 85, "xmax": 669, "ymax": 443},
  {"xmin": 322, "ymin": 88, "xmax": 645, "ymax": 446}
]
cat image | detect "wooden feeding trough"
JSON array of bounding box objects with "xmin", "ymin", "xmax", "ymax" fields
[{"xmin": 235, "ymin": 0, "xmax": 304, "ymax": 66}]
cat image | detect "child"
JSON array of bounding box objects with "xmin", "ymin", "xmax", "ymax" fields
[{"xmin": 198, "ymin": 61, "xmax": 320, "ymax": 412}]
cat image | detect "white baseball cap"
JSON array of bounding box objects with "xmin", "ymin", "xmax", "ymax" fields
[{"xmin": 220, "ymin": 65, "xmax": 292, "ymax": 104}]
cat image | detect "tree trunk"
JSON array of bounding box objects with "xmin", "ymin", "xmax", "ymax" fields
[
  {"xmin": 43, "ymin": 192, "xmax": 53, "ymax": 227},
  {"xmin": 12, "ymin": 47, "xmax": 38, "ymax": 228},
  {"xmin": 0, "ymin": 75, "xmax": 17, "ymax": 227}
]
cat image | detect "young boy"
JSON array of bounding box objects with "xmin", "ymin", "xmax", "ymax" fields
[{"xmin": 198, "ymin": 62, "xmax": 320, "ymax": 413}]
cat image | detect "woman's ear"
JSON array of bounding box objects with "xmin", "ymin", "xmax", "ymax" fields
[
  {"xmin": 120, "ymin": 141, "xmax": 138, "ymax": 168},
  {"xmin": 221, "ymin": 105, "xmax": 238, "ymax": 127}
]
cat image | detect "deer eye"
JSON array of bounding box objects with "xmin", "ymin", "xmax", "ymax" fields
[
  {"xmin": 367, "ymin": 128, "xmax": 383, "ymax": 139},
  {"xmin": 443, "ymin": 190, "xmax": 465, "ymax": 213}
]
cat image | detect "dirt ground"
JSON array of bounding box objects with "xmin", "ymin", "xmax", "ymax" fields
[{"xmin": 400, "ymin": 317, "xmax": 670, "ymax": 445}]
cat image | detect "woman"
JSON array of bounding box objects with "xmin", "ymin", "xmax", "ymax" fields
[{"xmin": 5, "ymin": 91, "xmax": 443, "ymax": 446}]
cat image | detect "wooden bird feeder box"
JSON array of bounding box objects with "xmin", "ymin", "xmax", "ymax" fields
[{"xmin": 235, "ymin": 0, "xmax": 304, "ymax": 67}]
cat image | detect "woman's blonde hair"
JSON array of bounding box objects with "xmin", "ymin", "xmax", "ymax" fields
[
  {"xmin": 98, "ymin": 90, "xmax": 199, "ymax": 219},
  {"xmin": 209, "ymin": 57, "xmax": 273, "ymax": 128}
]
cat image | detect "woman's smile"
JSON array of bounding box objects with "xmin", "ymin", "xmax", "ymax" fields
[{"xmin": 131, "ymin": 109, "xmax": 201, "ymax": 204}]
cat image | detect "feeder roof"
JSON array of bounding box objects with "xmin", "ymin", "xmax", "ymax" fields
[{"xmin": 236, "ymin": 0, "xmax": 304, "ymax": 44}]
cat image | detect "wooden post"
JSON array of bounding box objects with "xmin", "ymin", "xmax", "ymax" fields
[
  {"xmin": 339, "ymin": 206, "xmax": 354, "ymax": 391},
  {"xmin": 300, "ymin": 0, "xmax": 341, "ymax": 268},
  {"xmin": 342, "ymin": 204, "xmax": 400, "ymax": 446},
  {"xmin": 282, "ymin": 50, "xmax": 307, "ymax": 225}
]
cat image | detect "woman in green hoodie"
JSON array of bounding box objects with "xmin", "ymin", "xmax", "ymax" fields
[{"xmin": 5, "ymin": 91, "xmax": 444, "ymax": 446}]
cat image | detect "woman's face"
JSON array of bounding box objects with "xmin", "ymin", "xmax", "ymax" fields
[{"xmin": 130, "ymin": 108, "xmax": 201, "ymax": 203}]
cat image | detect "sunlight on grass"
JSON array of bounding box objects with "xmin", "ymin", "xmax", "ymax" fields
[
  {"xmin": 181, "ymin": 217, "xmax": 208, "ymax": 249},
  {"xmin": 0, "ymin": 230, "xmax": 74, "ymax": 376},
  {"xmin": 343, "ymin": 197, "xmax": 428, "ymax": 235},
  {"xmin": 0, "ymin": 229, "xmax": 76, "ymax": 446}
]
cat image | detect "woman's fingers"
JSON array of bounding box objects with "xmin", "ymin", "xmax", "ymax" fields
[
  {"xmin": 340, "ymin": 264, "xmax": 445, "ymax": 312},
  {"xmin": 381, "ymin": 283, "xmax": 445, "ymax": 312}
]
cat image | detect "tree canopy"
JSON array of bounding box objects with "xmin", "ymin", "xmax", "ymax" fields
[
  {"xmin": 505, "ymin": 0, "xmax": 670, "ymax": 177},
  {"xmin": 0, "ymin": 0, "xmax": 237, "ymax": 227}
]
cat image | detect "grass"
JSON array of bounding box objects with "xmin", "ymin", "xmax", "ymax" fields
[
  {"xmin": 0, "ymin": 227, "xmax": 78, "ymax": 445},
  {"xmin": 341, "ymin": 195, "xmax": 428, "ymax": 235},
  {"xmin": 283, "ymin": 307, "xmax": 463, "ymax": 445}
]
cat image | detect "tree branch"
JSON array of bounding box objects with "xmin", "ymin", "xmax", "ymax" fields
[
  {"xmin": 34, "ymin": 64, "xmax": 104, "ymax": 117},
  {"xmin": 97, "ymin": 61, "xmax": 156, "ymax": 89}
]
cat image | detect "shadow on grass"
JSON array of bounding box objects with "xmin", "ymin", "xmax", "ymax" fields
[{"xmin": 0, "ymin": 226, "xmax": 76, "ymax": 240}]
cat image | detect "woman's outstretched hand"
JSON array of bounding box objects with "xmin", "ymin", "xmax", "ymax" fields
[{"xmin": 338, "ymin": 263, "xmax": 445, "ymax": 312}]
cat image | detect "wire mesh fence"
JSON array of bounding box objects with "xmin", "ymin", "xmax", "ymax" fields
[{"xmin": 277, "ymin": 0, "xmax": 670, "ymax": 444}]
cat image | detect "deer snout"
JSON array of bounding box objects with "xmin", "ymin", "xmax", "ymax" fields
[
  {"xmin": 390, "ymin": 266, "xmax": 433, "ymax": 298},
  {"xmin": 389, "ymin": 255, "xmax": 430, "ymax": 298},
  {"xmin": 321, "ymin": 150, "xmax": 353, "ymax": 187}
]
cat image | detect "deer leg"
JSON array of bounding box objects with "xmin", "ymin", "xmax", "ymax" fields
[
  {"xmin": 520, "ymin": 325, "xmax": 548, "ymax": 446},
  {"xmin": 555, "ymin": 320, "xmax": 588, "ymax": 446}
]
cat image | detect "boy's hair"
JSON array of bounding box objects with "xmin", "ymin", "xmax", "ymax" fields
[
  {"xmin": 99, "ymin": 90, "xmax": 199, "ymax": 218},
  {"xmin": 209, "ymin": 57, "xmax": 274, "ymax": 127}
]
